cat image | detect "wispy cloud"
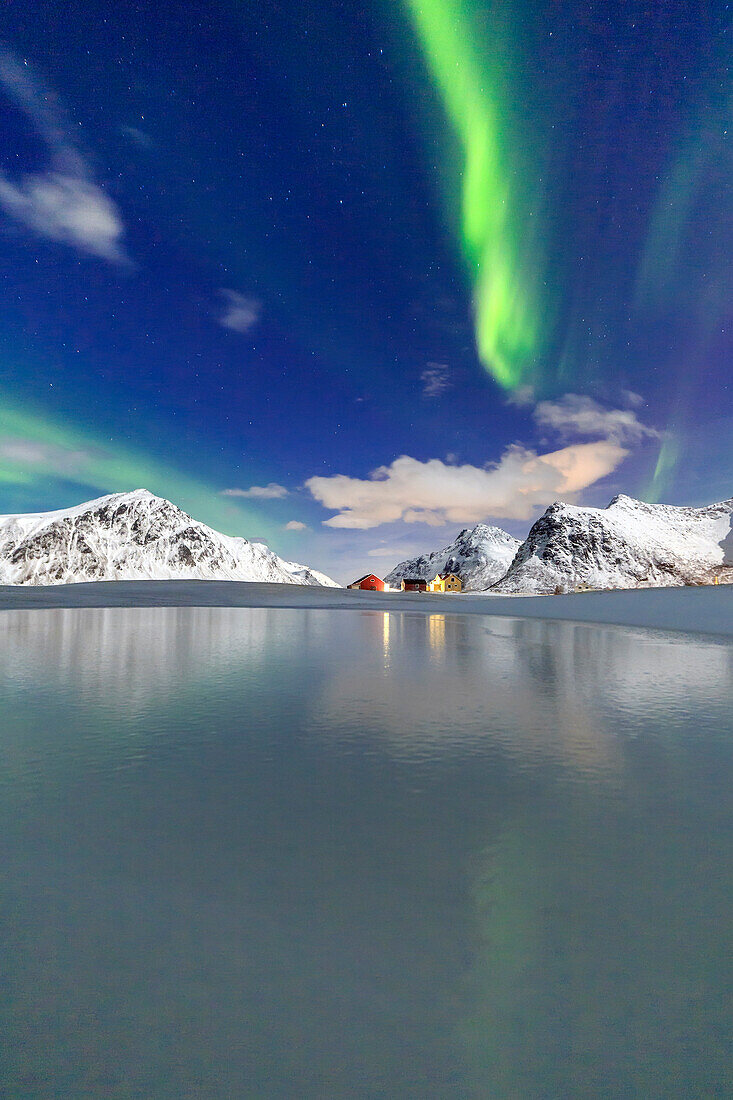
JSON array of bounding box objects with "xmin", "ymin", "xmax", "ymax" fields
[
  {"xmin": 284, "ymin": 520, "xmax": 308, "ymax": 531},
  {"xmin": 221, "ymin": 483, "xmax": 288, "ymax": 499},
  {"xmin": 0, "ymin": 436, "xmax": 96, "ymax": 475},
  {"xmin": 0, "ymin": 50, "xmax": 127, "ymax": 262},
  {"xmin": 420, "ymin": 362, "xmax": 451, "ymax": 398},
  {"xmin": 120, "ymin": 125, "xmax": 153, "ymax": 149},
  {"xmin": 306, "ymin": 442, "xmax": 628, "ymax": 530},
  {"xmin": 367, "ymin": 545, "xmax": 421, "ymax": 558},
  {"xmin": 533, "ymin": 393, "xmax": 658, "ymax": 446},
  {"xmin": 218, "ymin": 290, "xmax": 261, "ymax": 333}
]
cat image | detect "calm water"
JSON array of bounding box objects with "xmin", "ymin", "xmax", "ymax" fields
[{"xmin": 1, "ymin": 607, "xmax": 732, "ymax": 1099}]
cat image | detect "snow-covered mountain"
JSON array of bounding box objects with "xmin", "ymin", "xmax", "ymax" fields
[
  {"xmin": 492, "ymin": 494, "xmax": 733, "ymax": 594},
  {"xmin": 0, "ymin": 489, "xmax": 340, "ymax": 587},
  {"xmin": 281, "ymin": 560, "xmax": 341, "ymax": 588},
  {"xmin": 384, "ymin": 524, "xmax": 521, "ymax": 592}
]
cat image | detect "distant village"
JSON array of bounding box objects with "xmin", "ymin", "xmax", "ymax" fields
[
  {"xmin": 347, "ymin": 571, "xmax": 725, "ymax": 595},
  {"xmin": 346, "ymin": 571, "xmax": 599, "ymax": 595},
  {"xmin": 347, "ymin": 572, "xmax": 463, "ymax": 593}
]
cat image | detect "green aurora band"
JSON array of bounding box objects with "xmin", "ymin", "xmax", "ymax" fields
[
  {"xmin": 401, "ymin": 0, "xmax": 548, "ymax": 389},
  {"xmin": 636, "ymin": 88, "xmax": 731, "ymax": 499},
  {"xmin": 636, "ymin": 91, "xmax": 732, "ymax": 335},
  {"xmin": 0, "ymin": 398, "xmax": 274, "ymax": 538},
  {"xmin": 645, "ymin": 433, "xmax": 681, "ymax": 504}
]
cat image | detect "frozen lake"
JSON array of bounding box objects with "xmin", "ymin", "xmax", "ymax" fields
[{"xmin": 1, "ymin": 606, "xmax": 732, "ymax": 1097}]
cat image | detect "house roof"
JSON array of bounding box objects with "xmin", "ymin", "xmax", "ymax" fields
[
  {"xmin": 350, "ymin": 574, "xmax": 382, "ymax": 585},
  {"xmin": 403, "ymin": 577, "xmax": 427, "ymax": 584},
  {"xmin": 439, "ymin": 572, "xmax": 461, "ymax": 580}
]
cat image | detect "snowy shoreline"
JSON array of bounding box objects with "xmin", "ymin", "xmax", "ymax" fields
[{"xmin": 0, "ymin": 580, "xmax": 731, "ymax": 638}]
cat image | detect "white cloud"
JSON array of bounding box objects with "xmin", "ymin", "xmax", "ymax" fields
[
  {"xmin": 221, "ymin": 483, "xmax": 288, "ymax": 499},
  {"xmin": 0, "ymin": 51, "xmax": 127, "ymax": 262},
  {"xmin": 284, "ymin": 520, "xmax": 308, "ymax": 531},
  {"xmin": 533, "ymin": 394, "xmax": 658, "ymax": 446},
  {"xmin": 306, "ymin": 441, "xmax": 628, "ymax": 530},
  {"xmin": 218, "ymin": 290, "xmax": 261, "ymax": 334},
  {"xmin": 0, "ymin": 173, "xmax": 125, "ymax": 262},
  {"xmin": 420, "ymin": 363, "xmax": 451, "ymax": 398}
]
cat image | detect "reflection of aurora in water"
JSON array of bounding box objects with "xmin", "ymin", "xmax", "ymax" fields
[
  {"xmin": 1, "ymin": 608, "xmax": 732, "ymax": 1096},
  {"xmin": 462, "ymin": 789, "xmax": 732, "ymax": 1095}
]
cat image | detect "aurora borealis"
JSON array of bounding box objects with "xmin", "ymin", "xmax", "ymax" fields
[
  {"xmin": 0, "ymin": 0, "xmax": 730, "ymax": 580},
  {"xmin": 401, "ymin": 0, "xmax": 548, "ymax": 389}
]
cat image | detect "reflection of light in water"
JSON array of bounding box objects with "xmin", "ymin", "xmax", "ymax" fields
[
  {"xmin": 3, "ymin": 608, "xmax": 729, "ymax": 785},
  {"xmin": 428, "ymin": 614, "xmax": 446, "ymax": 652},
  {"xmin": 314, "ymin": 616, "xmax": 733, "ymax": 782}
]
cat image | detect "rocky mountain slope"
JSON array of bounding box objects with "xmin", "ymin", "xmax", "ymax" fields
[
  {"xmin": 281, "ymin": 560, "xmax": 341, "ymax": 588},
  {"xmin": 384, "ymin": 523, "xmax": 521, "ymax": 591},
  {"xmin": 492, "ymin": 494, "xmax": 733, "ymax": 594},
  {"xmin": 0, "ymin": 489, "xmax": 340, "ymax": 587}
]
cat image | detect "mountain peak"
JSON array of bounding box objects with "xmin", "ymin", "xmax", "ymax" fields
[
  {"xmin": 124, "ymin": 488, "xmax": 157, "ymax": 499},
  {"xmin": 0, "ymin": 491, "xmax": 339, "ymax": 588},
  {"xmin": 384, "ymin": 522, "xmax": 521, "ymax": 591},
  {"xmin": 492, "ymin": 495, "xmax": 733, "ymax": 593}
]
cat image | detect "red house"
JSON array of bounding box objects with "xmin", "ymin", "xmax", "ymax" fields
[
  {"xmin": 347, "ymin": 574, "xmax": 385, "ymax": 591},
  {"xmin": 401, "ymin": 577, "xmax": 428, "ymax": 592}
]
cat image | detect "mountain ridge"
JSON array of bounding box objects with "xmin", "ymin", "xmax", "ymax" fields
[
  {"xmin": 492, "ymin": 493, "xmax": 733, "ymax": 593},
  {"xmin": 384, "ymin": 523, "xmax": 521, "ymax": 591},
  {"xmin": 0, "ymin": 489, "xmax": 340, "ymax": 587}
]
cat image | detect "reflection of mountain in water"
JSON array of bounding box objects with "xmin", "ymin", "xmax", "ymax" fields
[
  {"xmin": 1, "ymin": 606, "xmax": 732, "ymax": 1096},
  {"xmin": 316, "ymin": 612, "xmax": 732, "ymax": 778},
  {"xmin": 4, "ymin": 607, "xmax": 729, "ymax": 784},
  {"xmin": 1, "ymin": 606, "xmax": 325, "ymax": 698},
  {"xmin": 5, "ymin": 605, "xmax": 729, "ymax": 776},
  {"xmin": 0, "ymin": 607, "xmax": 336, "ymax": 778}
]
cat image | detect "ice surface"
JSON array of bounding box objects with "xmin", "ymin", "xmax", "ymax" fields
[{"xmin": 0, "ymin": 579, "xmax": 730, "ymax": 637}]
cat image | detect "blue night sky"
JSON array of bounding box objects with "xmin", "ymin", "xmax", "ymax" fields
[{"xmin": 0, "ymin": 0, "xmax": 730, "ymax": 581}]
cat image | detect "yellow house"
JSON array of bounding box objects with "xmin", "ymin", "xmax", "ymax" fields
[
  {"xmin": 425, "ymin": 572, "xmax": 462, "ymax": 593},
  {"xmin": 441, "ymin": 572, "xmax": 462, "ymax": 592}
]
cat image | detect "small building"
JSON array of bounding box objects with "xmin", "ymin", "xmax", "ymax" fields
[
  {"xmin": 440, "ymin": 572, "xmax": 462, "ymax": 592},
  {"xmin": 347, "ymin": 573, "xmax": 385, "ymax": 591},
  {"xmin": 426, "ymin": 574, "xmax": 444, "ymax": 593},
  {"xmin": 401, "ymin": 577, "xmax": 428, "ymax": 593},
  {"xmin": 574, "ymin": 582, "xmax": 595, "ymax": 593}
]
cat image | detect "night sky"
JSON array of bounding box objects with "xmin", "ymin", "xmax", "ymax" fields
[{"xmin": 0, "ymin": 0, "xmax": 730, "ymax": 581}]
